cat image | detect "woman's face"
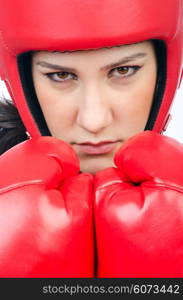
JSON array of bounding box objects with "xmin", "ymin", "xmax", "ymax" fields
[{"xmin": 32, "ymin": 41, "xmax": 157, "ymax": 173}]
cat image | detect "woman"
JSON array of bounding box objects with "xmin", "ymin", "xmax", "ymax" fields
[{"xmin": 0, "ymin": 0, "xmax": 182, "ymax": 277}]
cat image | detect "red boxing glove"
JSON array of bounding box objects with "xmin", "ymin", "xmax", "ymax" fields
[
  {"xmin": 0, "ymin": 137, "xmax": 94, "ymax": 277},
  {"xmin": 94, "ymin": 131, "xmax": 183, "ymax": 277}
]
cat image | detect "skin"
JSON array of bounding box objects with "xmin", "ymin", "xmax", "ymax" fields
[{"xmin": 32, "ymin": 41, "xmax": 157, "ymax": 174}]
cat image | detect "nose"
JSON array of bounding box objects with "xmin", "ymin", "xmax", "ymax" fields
[{"xmin": 76, "ymin": 85, "xmax": 113, "ymax": 133}]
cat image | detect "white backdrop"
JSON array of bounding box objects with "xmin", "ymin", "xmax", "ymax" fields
[{"xmin": 0, "ymin": 79, "xmax": 183, "ymax": 142}]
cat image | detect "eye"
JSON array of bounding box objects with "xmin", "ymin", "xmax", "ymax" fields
[
  {"xmin": 109, "ymin": 66, "xmax": 141, "ymax": 78},
  {"xmin": 44, "ymin": 71, "xmax": 77, "ymax": 82}
]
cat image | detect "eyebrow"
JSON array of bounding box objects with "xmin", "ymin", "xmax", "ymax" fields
[
  {"xmin": 101, "ymin": 52, "xmax": 147, "ymax": 70},
  {"xmin": 35, "ymin": 52, "xmax": 147, "ymax": 72}
]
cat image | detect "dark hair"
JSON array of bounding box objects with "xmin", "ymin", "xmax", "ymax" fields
[{"xmin": 0, "ymin": 98, "xmax": 28, "ymax": 155}]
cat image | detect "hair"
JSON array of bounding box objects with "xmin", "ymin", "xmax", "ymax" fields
[{"xmin": 0, "ymin": 98, "xmax": 28, "ymax": 155}]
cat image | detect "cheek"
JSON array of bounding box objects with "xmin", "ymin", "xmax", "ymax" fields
[
  {"xmin": 113, "ymin": 76, "xmax": 156, "ymax": 133},
  {"xmin": 132, "ymin": 81, "xmax": 155, "ymax": 116},
  {"xmin": 33, "ymin": 81, "xmax": 77, "ymax": 138}
]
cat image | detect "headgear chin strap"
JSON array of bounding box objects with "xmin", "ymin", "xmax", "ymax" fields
[{"xmin": 0, "ymin": 0, "xmax": 182, "ymax": 137}]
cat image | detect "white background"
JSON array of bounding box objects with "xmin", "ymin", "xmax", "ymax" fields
[{"xmin": 0, "ymin": 79, "xmax": 183, "ymax": 142}]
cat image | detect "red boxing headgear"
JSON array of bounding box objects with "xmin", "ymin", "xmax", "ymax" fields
[{"xmin": 0, "ymin": 0, "xmax": 182, "ymax": 137}]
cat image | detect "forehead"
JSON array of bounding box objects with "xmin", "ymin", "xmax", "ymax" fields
[{"xmin": 32, "ymin": 41, "xmax": 154, "ymax": 62}]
